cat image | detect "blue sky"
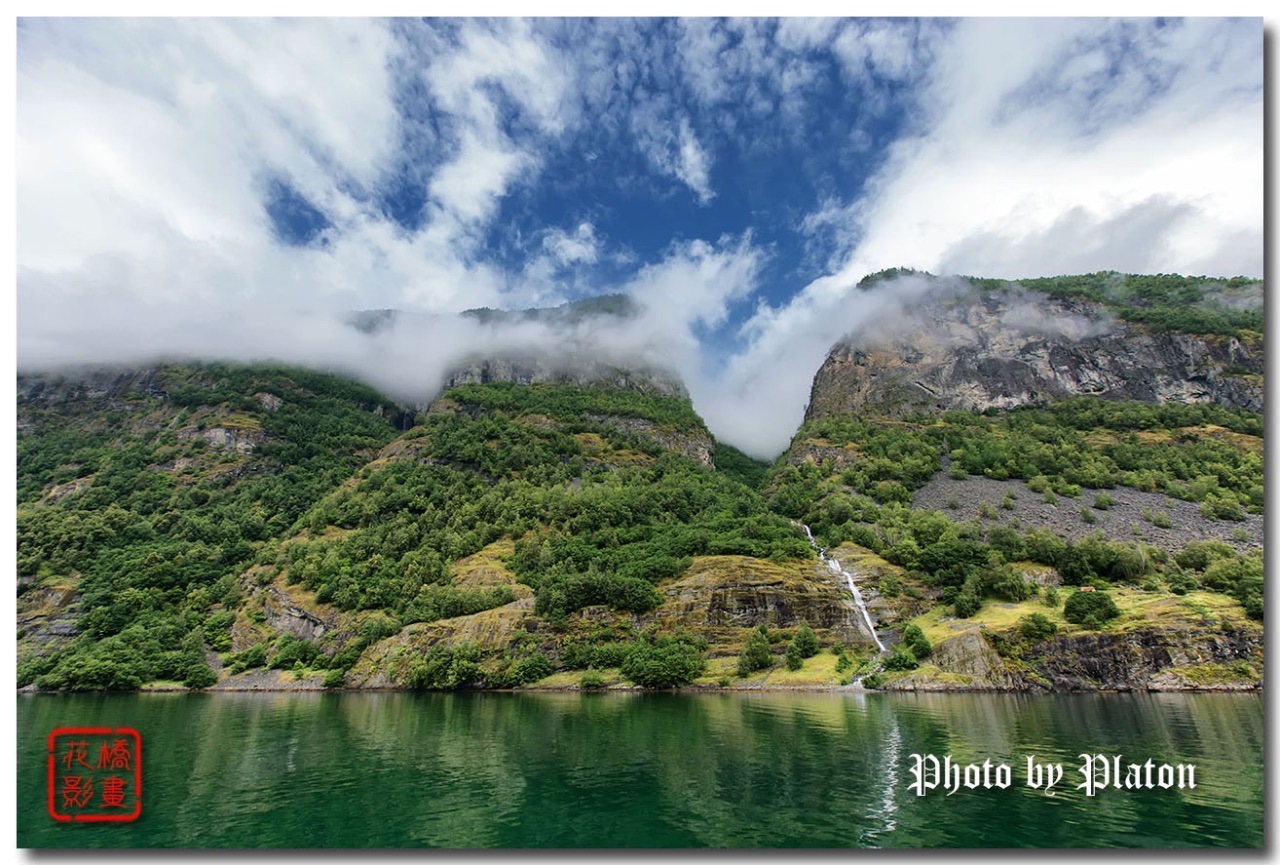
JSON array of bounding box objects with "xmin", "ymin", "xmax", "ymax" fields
[{"xmin": 15, "ymin": 17, "xmax": 1264, "ymax": 455}]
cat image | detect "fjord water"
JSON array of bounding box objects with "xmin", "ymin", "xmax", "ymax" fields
[{"xmin": 18, "ymin": 692, "xmax": 1261, "ymax": 848}]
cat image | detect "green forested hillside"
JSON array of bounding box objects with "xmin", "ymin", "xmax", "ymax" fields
[
  {"xmin": 17, "ymin": 364, "xmax": 807, "ymax": 691},
  {"xmin": 766, "ymin": 395, "xmax": 1263, "ymax": 682},
  {"xmin": 17, "ymin": 364, "xmax": 403, "ymax": 689}
]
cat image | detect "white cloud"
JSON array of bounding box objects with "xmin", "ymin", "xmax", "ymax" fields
[
  {"xmin": 837, "ymin": 18, "xmax": 1262, "ymax": 281},
  {"xmin": 542, "ymin": 223, "xmax": 600, "ymax": 267},
  {"xmin": 16, "ymin": 18, "xmax": 577, "ymax": 330},
  {"xmin": 675, "ymin": 119, "xmax": 715, "ymax": 204},
  {"xmin": 17, "ymin": 18, "xmax": 400, "ymax": 275},
  {"xmin": 629, "ymin": 96, "xmax": 718, "ymax": 204},
  {"xmin": 427, "ymin": 130, "xmax": 529, "ymax": 227},
  {"xmin": 832, "ymin": 19, "xmax": 922, "ymax": 83}
]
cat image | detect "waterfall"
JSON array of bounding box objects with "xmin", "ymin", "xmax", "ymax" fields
[{"xmin": 799, "ymin": 523, "xmax": 886, "ymax": 653}]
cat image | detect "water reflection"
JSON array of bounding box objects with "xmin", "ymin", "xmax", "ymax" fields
[{"xmin": 17, "ymin": 691, "xmax": 1262, "ymax": 848}]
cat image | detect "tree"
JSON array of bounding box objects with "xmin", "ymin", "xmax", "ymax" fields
[
  {"xmin": 182, "ymin": 663, "xmax": 218, "ymax": 689},
  {"xmin": 785, "ymin": 639, "xmax": 804, "ymax": 671},
  {"xmin": 737, "ymin": 625, "xmax": 773, "ymax": 677},
  {"xmin": 900, "ymin": 624, "xmax": 932, "ymax": 659},
  {"xmin": 792, "ymin": 622, "xmax": 820, "ymax": 658}
]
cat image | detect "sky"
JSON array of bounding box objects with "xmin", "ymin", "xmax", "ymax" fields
[{"xmin": 14, "ymin": 17, "xmax": 1265, "ymax": 457}]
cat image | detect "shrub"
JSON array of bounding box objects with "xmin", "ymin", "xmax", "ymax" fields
[
  {"xmin": 1054, "ymin": 481, "xmax": 1081, "ymax": 498},
  {"xmin": 1110, "ymin": 545, "xmax": 1150, "ymax": 582},
  {"xmin": 1200, "ymin": 496, "xmax": 1246, "ymax": 521},
  {"xmin": 882, "ymin": 645, "xmax": 919, "ymax": 672},
  {"xmin": 183, "ymin": 663, "xmax": 218, "ymax": 689},
  {"xmin": 269, "ymin": 635, "xmax": 321, "ymax": 670},
  {"xmin": 1017, "ymin": 613, "xmax": 1058, "ymax": 642},
  {"xmin": 983, "ymin": 558, "xmax": 1034, "ymax": 602},
  {"xmin": 1175, "ymin": 540, "xmax": 1235, "ymax": 572},
  {"xmin": 229, "ymin": 643, "xmax": 267, "ymax": 674},
  {"xmin": 1092, "ymin": 493, "xmax": 1116, "ymax": 510},
  {"xmin": 879, "ymin": 572, "xmax": 902, "ymax": 597},
  {"xmin": 323, "ymin": 669, "xmax": 346, "ymax": 689},
  {"xmin": 900, "ymin": 624, "xmax": 932, "ymax": 659},
  {"xmin": 845, "ymin": 523, "xmax": 884, "ymax": 553},
  {"xmin": 621, "ymin": 638, "xmax": 705, "ymax": 688},
  {"xmin": 510, "ymin": 653, "xmax": 554, "ymax": 686},
  {"xmin": 1152, "ymin": 511, "xmax": 1173, "ymax": 529},
  {"xmin": 954, "ymin": 585, "xmax": 982, "ymax": 618},
  {"xmin": 579, "ymin": 670, "xmax": 606, "ymax": 689},
  {"xmin": 986, "ymin": 526, "xmax": 1025, "ymax": 561},
  {"xmin": 1166, "ymin": 569, "xmax": 1198, "ymax": 596},
  {"xmin": 1063, "ymin": 591, "xmax": 1121, "ymax": 629},
  {"xmin": 1042, "ymin": 586, "xmax": 1060, "ymax": 608},
  {"xmin": 1080, "ymin": 508, "xmax": 1096, "ymax": 525},
  {"xmin": 358, "ymin": 614, "xmax": 401, "ymax": 644}
]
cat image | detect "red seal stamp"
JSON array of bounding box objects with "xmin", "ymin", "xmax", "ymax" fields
[{"xmin": 47, "ymin": 727, "xmax": 142, "ymax": 822}]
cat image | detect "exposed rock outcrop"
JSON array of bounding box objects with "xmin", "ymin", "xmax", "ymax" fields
[
  {"xmin": 442, "ymin": 353, "xmax": 687, "ymax": 399},
  {"xmin": 806, "ymin": 288, "xmax": 1263, "ymax": 421},
  {"xmin": 16, "ymin": 582, "xmax": 82, "ymax": 665},
  {"xmin": 345, "ymin": 600, "xmax": 539, "ymax": 688},
  {"xmin": 643, "ymin": 555, "xmax": 873, "ymax": 648},
  {"xmin": 879, "ymin": 624, "xmax": 1262, "ymax": 692},
  {"xmin": 585, "ymin": 413, "xmax": 714, "ymax": 468},
  {"xmin": 177, "ymin": 425, "xmax": 265, "ymax": 454},
  {"xmin": 16, "ymin": 366, "xmax": 170, "ymax": 405},
  {"xmin": 1026, "ymin": 626, "xmax": 1261, "ymax": 691}
]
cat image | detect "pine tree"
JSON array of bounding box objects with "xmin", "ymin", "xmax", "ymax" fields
[{"xmin": 793, "ymin": 622, "xmax": 820, "ymax": 658}]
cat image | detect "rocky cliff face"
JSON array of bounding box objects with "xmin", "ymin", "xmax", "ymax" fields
[
  {"xmin": 442, "ymin": 353, "xmax": 687, "ymax": 400},
  {"xmin": 806, "ymin": 288, "xmax": 1263, "ymax": 421},
  {"xmin": 17, "ymin": 366, "xmax": 170, "ymax": 406},
  {"xmin": 880, "ymin": 624, "xmax": 1262, "ymax": 692}
]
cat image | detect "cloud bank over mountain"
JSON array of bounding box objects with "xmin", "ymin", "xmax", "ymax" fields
[{"xmin": 16, "ymin": 17, "xmax": 1263, "ymax": 457}]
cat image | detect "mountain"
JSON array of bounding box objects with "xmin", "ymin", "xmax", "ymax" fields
[
  {"xmin": 17, "ymin": 361, "xmax": 867, "ymax": 692},
  {"xmin": 807, "ymin": 273, "xmax": 1263, "ymax": 421},
  {"xmin": 15, "ymin": 272, "xmax": 1266, "ymax": 694},
  {"xmin": 772, "ymin": 271, "xmax": 1263, "ymax": 690}
]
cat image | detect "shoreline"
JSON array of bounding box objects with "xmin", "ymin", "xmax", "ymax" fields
[{"xmin": 18, "ymin": 682, "xmax": 1263, "ymax": 695}]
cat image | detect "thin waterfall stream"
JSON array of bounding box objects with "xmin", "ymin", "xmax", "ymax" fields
[{"xmin": 799, "ymin": 523, "xmax": 886, "ymax": 653}]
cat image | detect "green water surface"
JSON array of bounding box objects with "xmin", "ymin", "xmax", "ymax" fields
[{"xmin": 17, "ymin": 690, "xmax": 1263, "ymax": 848}]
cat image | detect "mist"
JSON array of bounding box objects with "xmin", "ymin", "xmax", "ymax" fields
[{"xmin": 18, "ymin": 262, "xmax": 944, "ymax": 460}]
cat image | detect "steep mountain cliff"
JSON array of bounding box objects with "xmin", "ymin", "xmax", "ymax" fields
[
  {"xmin": 806, "ymin": 280, "xmax": 1263, "ymax": 422},
  {"xmin": 767, "ymin": 271, "xmax": 1263, "ymax": 693}
]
